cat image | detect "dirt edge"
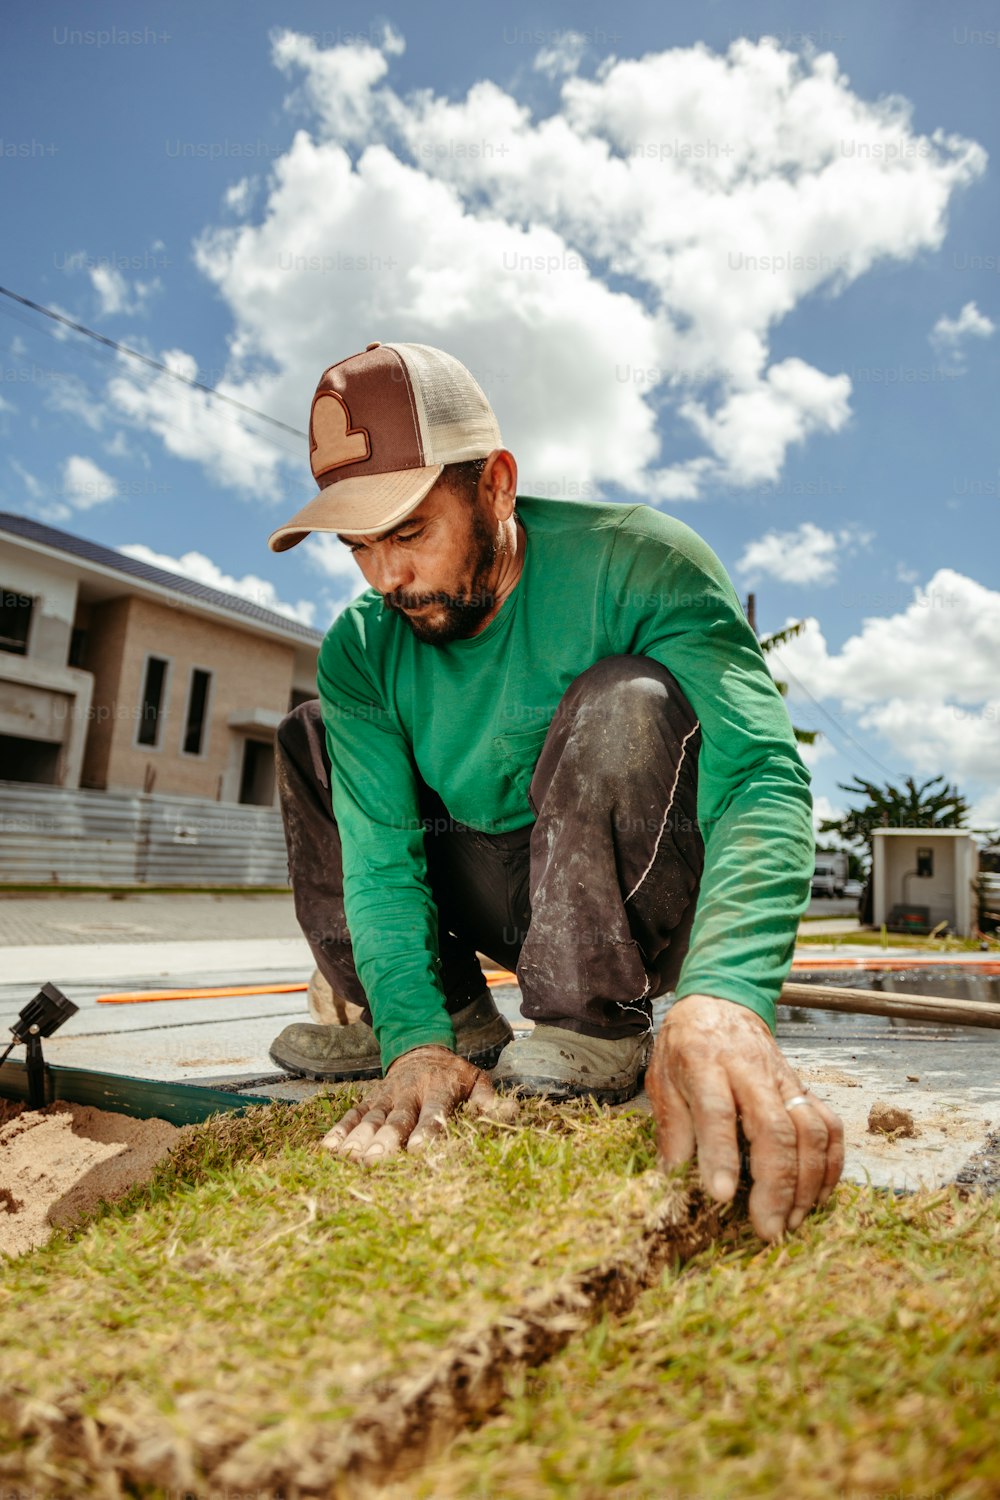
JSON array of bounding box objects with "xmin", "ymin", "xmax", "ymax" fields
[{"xmin": 5, "ymin": 1176, "xmax": 724, "ymax": 1497}]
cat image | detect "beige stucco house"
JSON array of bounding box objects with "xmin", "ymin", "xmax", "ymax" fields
[{"xmin": 0, "ymin": 512, "xmax": 322, "ymax": 806}]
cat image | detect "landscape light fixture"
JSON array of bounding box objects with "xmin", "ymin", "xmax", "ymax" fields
[{"xmin": 0, "ymin": 983, "xmax": 78, "ymax": 1109}]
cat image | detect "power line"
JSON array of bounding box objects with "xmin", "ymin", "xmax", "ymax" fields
[
  {"xmin": 0, "ymin": 284, "xmax": 941, "ymax": 794},
  {"xmin": 0, "ymin": 284, "xmax": 308, "ymax": 440},
  {"xmin": 0, "ymin": 299, "xmax": 307, "ymax": 469},
  {"xmin": 768, "ymin": 645, "xmax": 901, "ymax": 782}
]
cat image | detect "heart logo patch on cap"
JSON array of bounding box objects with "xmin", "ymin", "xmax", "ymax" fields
[{"xmin": 310, "ymin": 392, "xmax": 371, "ymax": 478}]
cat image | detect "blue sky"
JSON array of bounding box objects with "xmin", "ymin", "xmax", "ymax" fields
[{"xmin": 2, "ymin": 0, "xmax": 998, "ymax": 830}]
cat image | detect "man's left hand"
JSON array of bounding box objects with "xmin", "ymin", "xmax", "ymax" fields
[
  {"xmin": 646, "ymin": 994, "xmax": 845, "ymax": 1241},
  {"xmin": 320, "ymin": 1044, "xmax": 494, "ymax": 1162}
]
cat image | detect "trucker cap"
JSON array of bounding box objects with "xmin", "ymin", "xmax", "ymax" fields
[{"xmin": 267, "ymin": 341, "xmax": 503, "ymax": 552}]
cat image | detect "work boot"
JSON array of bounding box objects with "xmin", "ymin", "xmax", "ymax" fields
[
  {"xmin": 491, "ymin": 1026, "xmax": 652, "ymax": 1105},
  {"xmin": 269, "ymin": 990, "xmax": 514, "ymax": 1082},
  {"xmin": 306, "ymin": 968, "xmax": 364, "ymax": 1026}
]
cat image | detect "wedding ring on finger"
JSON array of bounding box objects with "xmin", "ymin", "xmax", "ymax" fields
[{"xmin": 784, "ymin": 1089, "xmax": 812, "ymax": 1113}]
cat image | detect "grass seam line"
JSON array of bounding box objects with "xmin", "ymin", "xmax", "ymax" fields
[{"xmin": 304, "ymin": 1178, "xmax": 723, "ymax": 1494}]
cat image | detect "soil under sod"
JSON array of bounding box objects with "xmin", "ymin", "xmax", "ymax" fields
[{"xmin": 0, "ymin": 1097, "xmax": 183, "ymax": 1258}]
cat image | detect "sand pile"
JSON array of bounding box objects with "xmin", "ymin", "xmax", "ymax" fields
[{"xmin": 0, "ymin": 1099, "xmax": 181, "ymax": 1258}]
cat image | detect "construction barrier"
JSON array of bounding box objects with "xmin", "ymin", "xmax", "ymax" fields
[{"xmin": 0, "ymin": 779, "xmax": 290, "ymax": 887}]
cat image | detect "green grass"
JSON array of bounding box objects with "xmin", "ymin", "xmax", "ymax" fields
[
  {"xmin": 2, "ymin": 1095, "xmax": 996, "ymax": 1498},
  {"xmin": 796, "ymin": 928, "xmax": 1000, "ymax": 951},
  {"xmin": 0, "ymin": 1093, "xmax": 682, "ymax": 1496},
  {"xmin": 402, "ymin": 1183, "xmax": 1000, "ymax": 1500}
]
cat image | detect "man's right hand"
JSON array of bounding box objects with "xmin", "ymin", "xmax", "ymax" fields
[{"xmin": 320, "ymin": 1044, "xmax": 494, "ymax": 1162}]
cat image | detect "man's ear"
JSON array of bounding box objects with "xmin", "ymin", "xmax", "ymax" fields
[{"xmin": 482, "ymin": 449, "xmax": 517, "ymax": 518}]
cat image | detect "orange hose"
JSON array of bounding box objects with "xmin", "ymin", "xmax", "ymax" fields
[
  {"xmin": 97, "ymin": 983, "xmax": 309, "ymax": 1004},
  {"xmin": 96, "ymin": 956, "xmax": 996, "ymax": 1006},
  {"xmin": 98, "ymin": 974, "xmax": 519, "ymax": 1004},
  {"xmin": 791, "ymin": 955, "xmax": 1000, "ymax": 971}
]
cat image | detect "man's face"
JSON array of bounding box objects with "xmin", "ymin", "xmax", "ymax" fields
[{"xmin": 336, "ymin": 476, "xmax": 503, "ymax": 645}]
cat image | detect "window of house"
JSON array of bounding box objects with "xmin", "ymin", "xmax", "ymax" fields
[
  {"xmin": 0, "ymin": 586, "xmax": 33, "ymax": 656},
  {"xmin": 238, "ymin": 738, "xmax": 276, "ymax": 806},
  {"xmin": 69, "ymin": 626, "xmax": 88, "ymax": 668},
  {"xmin": 183, "ymin": 668, "xmax": 212, "ymax": 756},
  {"xmin": 137, "ymin": 655, "xmax": 169, "ymax": 748}
]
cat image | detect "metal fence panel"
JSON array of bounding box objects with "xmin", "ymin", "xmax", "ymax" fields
[{"xmin": 0, "ymin": 780, "xmax": 290, "ymax": 886}]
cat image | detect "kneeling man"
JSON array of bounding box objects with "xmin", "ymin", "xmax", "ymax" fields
[{"xmin": 267, "ymin": 341, "xmax": 843, "ymax": 1242}]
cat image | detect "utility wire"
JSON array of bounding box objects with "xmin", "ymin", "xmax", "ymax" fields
[
  {"xmin": 0, "ymin": 283, "xmax": 931, "ymax": 793},
  {"xmin": 769, "ymin": 645, "xmax": 901, "ymax": 782},
  {"xmin": 0, "ymin": 298, "xmax": 306, "ymax": 466},
  {"xmin": 0, "ymin": 284, "xmax": 308, "ymax": 440}
]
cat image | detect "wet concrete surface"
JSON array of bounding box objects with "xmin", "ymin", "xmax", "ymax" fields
[
  {"xmin": 1, "ymin": 901, "xmax": 997, "ymax": 1196},
  {"xmin": 140, "ymin": 976, "xmax": 1000, "ymax": 1199},
  {"xmin": 0, "ymin": 972, "xmax": 308, "ymax": 1083},
  {"xmin": 954, "ymin": 1127, "xmax": 1000, "ymax": 1194}
]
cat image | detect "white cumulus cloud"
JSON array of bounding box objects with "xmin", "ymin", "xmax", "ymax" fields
[
  {"xmin": 224, "ymin": 176, "xmax": 259, "ymax": 215},
  {"xmin": 271, "ymin": 24, "xmax": 405, "ymax": 145},
  {"xmin": 106, "ymin": 348, "xmax": 288, "ymax": 493},
  {"xmin": 811, "ymin": 793, "xmax": 846, "ymax": 841},
  {"xmin": 60, "ymin": 250, "xmax": 161, "ymax": 318},
  {"xmin": 117, "ymin": 543, "xmax": 318, "ymax": 627},
  {"xmin": 90, "ymin": 263, "xmax": 160, "ymax": 317},
  {"xmin": 737, "ymin": 521, "xmax": 870, "ymax": 586},
  {"xmin": 46, "ymin": 374, "xmax": 106, "ymax": 432},
  {"xmin": 101, "ymin": 31, "xmax": 985, "ymax": 508},
  {"xmin": 534, "ymin": 31, "xmax": 587, "ymax": 78},
  {"xmin": 9, "ymin": 458, "xmax": 45, "ymax": 500},
  {"xmin": 929, "ymin": 300, "xmax": 995, "ymax": 371},
  {"xmin": 766, "ymin": 570, "xmax": 1000, "ymax": 810},
  {"xmin": 300, "ymin": 533, "xmax": 380, "ymax": 615},
  {"xmin": 795, "ymin": 734, "xmax": 835, "ymax": 771},
  {"xmin": 680, "ymin": 360, "xmax": 852, "ymax": 486},
  {"xmin": 62, "ymin": 455, "xmax": 118, "ymax": 509}
]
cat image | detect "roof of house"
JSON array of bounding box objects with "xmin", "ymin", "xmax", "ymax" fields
[
  {"xmin": 871, "ymin": 828, "xmax": 975, "ymax": 837},
  {"xmin": 0, "ymin": 510, "xmax": 324, "ymax": 647}
]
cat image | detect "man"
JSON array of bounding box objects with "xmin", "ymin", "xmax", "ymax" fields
[{"xmin": 268, "ymin": 341, "xmax": 844, "ymax": 1242}]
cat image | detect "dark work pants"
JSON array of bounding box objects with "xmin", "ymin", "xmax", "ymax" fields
[{"xmin": 276, "ymin": 655, "xmax": 705, "ymax": 1040}]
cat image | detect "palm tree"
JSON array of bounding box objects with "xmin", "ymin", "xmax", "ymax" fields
[
  {"xmin": 818, "ymin": 774, "xmax": 972, "ymax": 870},
  {"xmin": 757, "ymin": 620, "xmax": 818, "ymax": 749}
]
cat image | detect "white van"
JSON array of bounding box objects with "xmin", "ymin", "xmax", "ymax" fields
[{"xmin": 812, "ymin": 851, "xmax": 849, "ymax": 898}]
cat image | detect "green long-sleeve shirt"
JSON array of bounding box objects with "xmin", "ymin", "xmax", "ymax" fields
[{"xmin": 317, "ymin": 496, "xmax": 814, "ymax": 1068}]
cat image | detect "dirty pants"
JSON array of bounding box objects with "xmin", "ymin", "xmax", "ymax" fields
[{"xmin": 276, "ymin": 654, "xmax": 705, "ymax": 1040}]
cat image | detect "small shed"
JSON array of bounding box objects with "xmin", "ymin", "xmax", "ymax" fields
[{"xmin": 871, "ymin": 829, "xmax": 980, "ymax": 937}]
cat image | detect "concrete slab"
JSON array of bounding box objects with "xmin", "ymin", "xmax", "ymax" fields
[
  {"xmin": 0, "ymin": 937, "xmax": 313, "ymax": 986},
  {"xmin": 0, "ymin": 893, "xmax": 300, "ymax": 947},
  {"xmin": 37, "ymin": 1013, "xmax": 303, "ymax": 1082},
  {"xmin": 798, "ymin": 918, "xmax": 863, "ymax": 935},
  {"xmin": 0, "ymin": 971, "xmax": 312, "ymax": 1083},
  {"xmin": 779, "ymin": 1022, "xmax": 997, "ymax": 1193},
  {"xmin": 0, "ymin": 985, "xmax": 308, "ymax": 1038},
  {"xmin": 2, "ymin": 933, "xmax": 997, "ymax": 1197}
]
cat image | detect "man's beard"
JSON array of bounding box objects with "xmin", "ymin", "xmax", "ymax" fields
[{"xmin": 383, "ymin": 505, "xmax": 508, "ymax": 645}]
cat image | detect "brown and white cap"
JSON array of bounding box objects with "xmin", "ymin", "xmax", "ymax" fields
[{"xmin": 267, "ymin": 342, "xmax": 502, "ymax": 551}]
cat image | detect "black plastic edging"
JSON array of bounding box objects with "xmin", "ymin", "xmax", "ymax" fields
[{"xmin": 0, "ymin": 1058, "xmax": 278, "ymax": 1126}]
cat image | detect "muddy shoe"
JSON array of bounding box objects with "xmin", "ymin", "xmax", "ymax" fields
[
  {"xmin": 491, "ymin": 1026, "xmax": 652, "ymax": 1105},
  {"xmin": 269, "ymin": 990, "xmax": 514, "ymax": 1082},
  {"xmin": 306, "ymin": 968, "xmax": 364, "ymax": 1026}
]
